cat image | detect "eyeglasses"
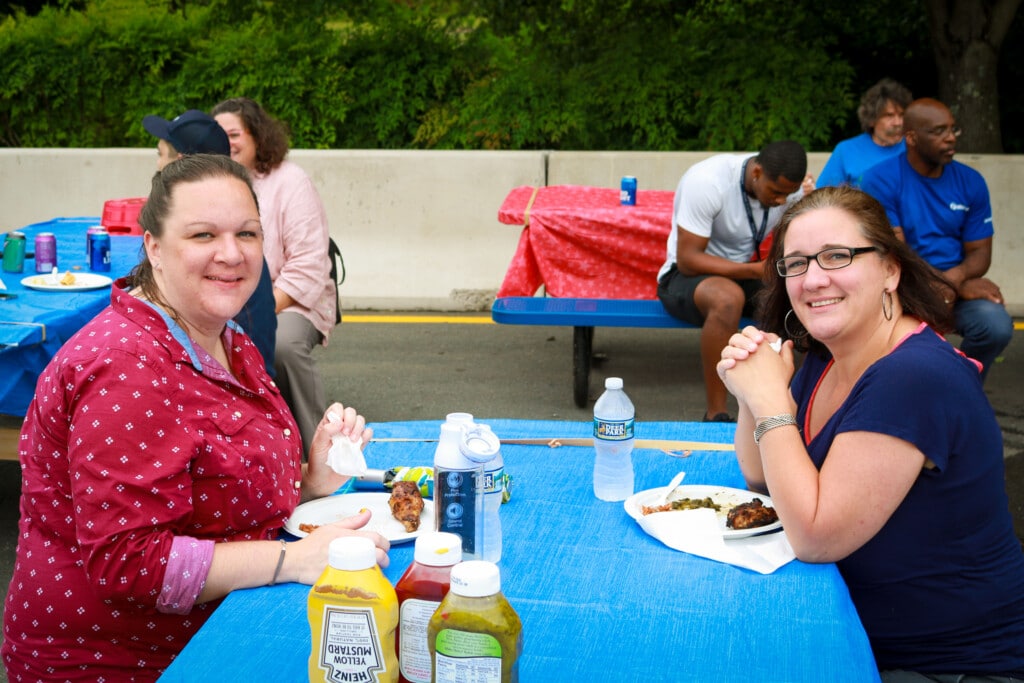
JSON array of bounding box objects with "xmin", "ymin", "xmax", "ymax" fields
[
  {"xmin": 775, "ymin": 246, "xmax": 878, "ymax": 277},
  {"xmin": 924, "ymin": 125, "xmax": 962, "ymax": 138}
]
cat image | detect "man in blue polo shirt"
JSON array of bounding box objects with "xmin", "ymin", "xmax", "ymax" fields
[
  {"xmin": 817, "ymin": 78, "xmax": 912, "ymax": 189},
  {"xmin": 861, "ymin": 98, "xmax": 1012, "ymax": 383}
]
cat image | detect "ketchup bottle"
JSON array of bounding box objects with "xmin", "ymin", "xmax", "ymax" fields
[{"xmin": 395, "ymin": 532, "xmax": 462, "ymax": 683}]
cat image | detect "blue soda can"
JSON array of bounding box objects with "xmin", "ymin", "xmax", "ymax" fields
[
  {"xmin": 35, "ymin": 232, "xmax": 57, "ymax": 273},
  {"xmin": 620, "ymin": 175, "xmax": 637, "ymax": 206},
  {"xmin": 2, "ymin": 231, "xmax": 27, "ymax": 273},
  {"xmin": 89, "ymin": 230, "xmax": 111, "ymax": 272},
  {"xmin": 86, "ymin": 226, "xmax": 106, "ymax": 258}
]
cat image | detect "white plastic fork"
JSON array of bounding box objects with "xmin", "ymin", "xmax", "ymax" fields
[{"xmin": 659, "ymin": 471, "xmax": 687, "ymax": 505}]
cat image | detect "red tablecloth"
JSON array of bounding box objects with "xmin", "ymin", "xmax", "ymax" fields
[{"xmin": 496, "ymin": 185, "xmax": 675, "ymax": 299}]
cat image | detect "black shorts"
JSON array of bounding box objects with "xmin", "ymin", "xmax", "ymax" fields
[{"xmin": 657, "ymin": 264, "xmax": 763, "ymax": 326}]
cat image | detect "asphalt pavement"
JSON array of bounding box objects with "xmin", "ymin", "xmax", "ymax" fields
[{"xmin": 1, "ymin": 313, "xmax": 1022, "ymax": 680}]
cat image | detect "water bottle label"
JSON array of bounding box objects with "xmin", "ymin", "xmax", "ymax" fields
[
  {"xmin": 483, "ymin": 467, "xmax": 504, "ymax": 495},
  {"xmin": 594, "ymin": 417, "xmax": 634, "ymax": 441},
  {"xmin": 435, "ymin": 467, "xmax": 478, "ymax": 554}
]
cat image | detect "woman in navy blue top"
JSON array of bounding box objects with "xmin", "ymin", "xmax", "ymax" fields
[{"xmin": 717, "ymin": 185, "xmax": 1024, "ymax": 680}]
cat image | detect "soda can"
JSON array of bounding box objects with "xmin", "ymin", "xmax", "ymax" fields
[
  {"xmin": 34, "ymin": 232, "xmax": 57, "ymax": 273},
  {"xmin": 86, "ymin": 226, "xmax": 106, "ymax": 258},
  {"xmin": 620, "ymin": 175, "xmax": 637, "ymax": 206},
  {"xmin": 89, "ymin": 230, "xmax": 111, "ymax": 272},
  {"xmin": 2, "ymin": 231, "xmax": 27, "ymax": 273}
]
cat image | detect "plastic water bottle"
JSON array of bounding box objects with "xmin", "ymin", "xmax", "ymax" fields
[
  {"xmin": 593, "ymin": 377, "xmax": 635, "ymax": 501},
  {"xmin": 476, "ymin": 424, "xmax": 504, "ymax": 563},
  {"xmin": 434, "ymin": 422, "xmax": 486, "ymax": 560}
]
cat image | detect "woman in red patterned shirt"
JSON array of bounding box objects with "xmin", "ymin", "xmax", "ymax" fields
[{"xmin": 2, "ymin": 154, "xmax": 389, "ymax": 681}]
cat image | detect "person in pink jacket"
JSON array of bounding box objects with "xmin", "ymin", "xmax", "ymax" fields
[{"xmin": 213, "ymin": 97, "xmax": 338, "ymax": 454}]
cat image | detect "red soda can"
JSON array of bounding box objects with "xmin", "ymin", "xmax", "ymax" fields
[{"xmin": 35, "ymin": 232, "xmax": 57, "ymax": 273}]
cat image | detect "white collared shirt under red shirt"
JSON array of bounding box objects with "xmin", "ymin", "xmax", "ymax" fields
[{"xmin": 2, "ymin": 278, "xmax": 303, "ymax": 682}]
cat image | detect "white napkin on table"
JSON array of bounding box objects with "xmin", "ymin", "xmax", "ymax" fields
[
  {"xmin": 325, "ymin": 412, "xmax": 368, "ymax": 476},
  {"xmin": 638, "ymin": 509, "xmax": 796, "ymax": 574}
]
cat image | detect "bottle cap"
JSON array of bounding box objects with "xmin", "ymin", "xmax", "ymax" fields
[
  {"xmin": 605, "ymin": 377, "xmax": 623, "ymax": 390},
  {"xmin": 439, "ymin": 422, "xmax": 463, "ymax": 443},
  {"xmin": 459, "ymin": 425, "xmax": 500, "ymax": 464},
  {"xmin": 449, "ymin": 560, "xmax": 501, "ymax": 597},
  {"xmin": 445, "ymin": 412, "xmax": 475, "ymax": 427},
  {"xmin": 414, "ymin": 531, "xmax": 463, "ymax": 566},
  {"xmin": 328, "ymin": 536, "xmax": 377, "ymax": 571}
]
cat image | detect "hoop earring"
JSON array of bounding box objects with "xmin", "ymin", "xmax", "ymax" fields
[
  {"xmin": 784, "ymin": 309, "xmax": 808, "ymax": 339},
  {"xmin": 882, "ymin": 290, "xmax": 894, "ymax": 321}
]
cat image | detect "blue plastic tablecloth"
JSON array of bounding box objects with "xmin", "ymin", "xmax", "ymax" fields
[
  {"xmin": 0, "ymin": 218, "xmax": 142, "ymax": 416},
  {"xmin": 160, "ymin": 419, "xmax": 880, "ymax": 682}
]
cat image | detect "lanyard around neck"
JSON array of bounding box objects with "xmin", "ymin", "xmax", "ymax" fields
[{"xmin": 740, "ymin": 158, "xmax": 768, "ymax": 261}]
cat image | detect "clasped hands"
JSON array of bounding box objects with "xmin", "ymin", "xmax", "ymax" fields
[{"xmin": 716, "ymin": 327, "xmax": 795, "ymax": 413}]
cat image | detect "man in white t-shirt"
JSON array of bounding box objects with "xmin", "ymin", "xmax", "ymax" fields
[{"xmin": 657, "ymin": 140, "xmax": 807, "ymax": 422}]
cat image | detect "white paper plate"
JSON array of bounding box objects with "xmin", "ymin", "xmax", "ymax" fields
[
  {"xmin": 21, "ymin": 272, "xmax": 113, "ymax": 291},
  {"xmin": 624, "ymin": 484, "xmax": 782, "ymax": 539},
  {"xmin": 284, "ymin": 492, "xmax": 434, "ymax": 544}
]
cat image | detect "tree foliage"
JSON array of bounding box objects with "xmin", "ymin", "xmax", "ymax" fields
[{"xmin": 1, "ymin": 0, "xmax": 1021, "ymax": 151}]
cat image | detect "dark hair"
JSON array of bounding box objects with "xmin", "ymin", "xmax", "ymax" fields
[
  {"xmin": 130, "ymin": 154, "xmax": 258, "ymax": 326},
  {"xmin": 211, "ymin": 97, "xmax": 290, "ymax": 174},
  {"xmin": 756, "ymin": 140, "xmax": 807, "ymax": 184},
  {"xmin": 758, "ymin": 185, "xmax": 954, "ymax": 357},
  {"xmin": 857, "ymin": 78, "xmax": 912, "ymax": 132}
]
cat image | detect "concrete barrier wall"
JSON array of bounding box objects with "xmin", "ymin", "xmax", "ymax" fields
[{"xmin": 1, "ymin": 148, "xmax": 1022, "ymax": 314}]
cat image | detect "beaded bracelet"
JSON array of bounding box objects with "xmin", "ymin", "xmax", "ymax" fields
[{"xmin": 270, "ymin": 540, "xmax": 288, "ymax": 585}]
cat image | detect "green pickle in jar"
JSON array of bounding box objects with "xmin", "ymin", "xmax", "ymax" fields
[{"xmin": 427, "ymin": 561, "xmax": 522, "ymax": 683}]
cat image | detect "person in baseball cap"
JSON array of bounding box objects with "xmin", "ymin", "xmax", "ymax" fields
[
  {"xmin": 141, "ymin": 107, "xmax": 277, "ymax": 377},
  {"xmin": 142, "ymin": 109, "xmax": 230, "ymax": 169}
]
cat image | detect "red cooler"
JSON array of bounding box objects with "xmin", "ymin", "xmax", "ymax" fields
[{"xmin": 101, "ymin": 198, "xmax": 147, "ymax": 235}]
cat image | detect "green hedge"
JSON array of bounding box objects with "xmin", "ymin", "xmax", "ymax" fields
[{"xmin": 0, "ymin": 0, "xmax": 855, "ymax": 151}]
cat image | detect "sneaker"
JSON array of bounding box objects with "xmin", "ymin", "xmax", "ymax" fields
[{"xmin": 702, "ymin": 412, "xmax": 735, "ymax": 423}]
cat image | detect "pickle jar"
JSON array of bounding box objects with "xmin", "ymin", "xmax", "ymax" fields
[{"xmin": 427, "ymin": 560, "xmax": 522, "ymax": 683}]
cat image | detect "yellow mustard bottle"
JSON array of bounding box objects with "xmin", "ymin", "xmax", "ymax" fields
[
  {"xmin": 427, "ymin": 560, "xmax": 523, "ymax": 683},
  {"xmin": 308, "ymin": 536, "xmax": 399, "ymax": 683}
]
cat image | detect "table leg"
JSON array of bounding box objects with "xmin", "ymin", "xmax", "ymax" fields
[
  {"xmin": 573, "ymin": 326, "xmax": 594, "ymax": 408},
  {"xmin": 0, "ymin": 419, "xmax": 22, "ymax": 461}
]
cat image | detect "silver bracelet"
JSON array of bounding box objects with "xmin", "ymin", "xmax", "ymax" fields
[
  {"xmin": 753, "ymin": 414, "xmax": 798, "ymax": 445},
  {"xmin": 270, "ymin": 540, "xmax": 288, "ymax": 585}
]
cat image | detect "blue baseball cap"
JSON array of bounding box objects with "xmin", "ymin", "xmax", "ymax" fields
[{"xmin": 142, "ymin": 109, "xmax": 229, "ymax": 156}]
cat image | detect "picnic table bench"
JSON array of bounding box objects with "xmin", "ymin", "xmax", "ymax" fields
[{"xmin": 491, "ymin": 296, "xmax": 755, "ymax": 407}]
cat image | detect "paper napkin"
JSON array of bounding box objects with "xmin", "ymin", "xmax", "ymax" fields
[
  {"xmin": 638, "ymin": 508, "xmax": 796, "ymax": 574},
  {"xmin": 324, "ymin": 412, "xmax": 368, "ymax": 476}
]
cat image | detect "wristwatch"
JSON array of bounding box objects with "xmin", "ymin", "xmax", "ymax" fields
[{"xmin": 753, "ymin": 414, "xmax": 798, "ymax": 445}]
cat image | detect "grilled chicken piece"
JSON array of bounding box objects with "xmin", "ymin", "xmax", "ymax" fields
[
  {"xmin": 726, "ymin": 498, "xmax": 779, "ymax": 530},
  {"xmin": 389, "ymin": 480, "xmax": 425, "ymax": 532}
]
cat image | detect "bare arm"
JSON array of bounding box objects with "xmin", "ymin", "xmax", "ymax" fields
[
  {"xmin": 754, "ymin": 428, "xmax": 925, "ymax": 562},
  {"xmin": 196, "ymin": 512, "xmax": 389, "ymax": 604},
  {"xmin": 718, "ymin": 329, "xmax": 925, "ymax": 562},
  {"xmin": 675, "ymin": 228, "xmax": 766, "ymax": 280},
  {"xmin": 273, "ymin": 286, "xmax": 297, "ymax": 314},
  {"xmin": 942, "ymin": 237, "xmax": 1003, "ymax": 303},
  {"xmin": 943, "ymin": 237, "xmax": 992, "ymax": 288}
]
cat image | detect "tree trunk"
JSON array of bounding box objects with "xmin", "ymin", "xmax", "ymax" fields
[{"xmin": 925, "ymin": 0, "xmax": 1022, "ymax": 153}]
